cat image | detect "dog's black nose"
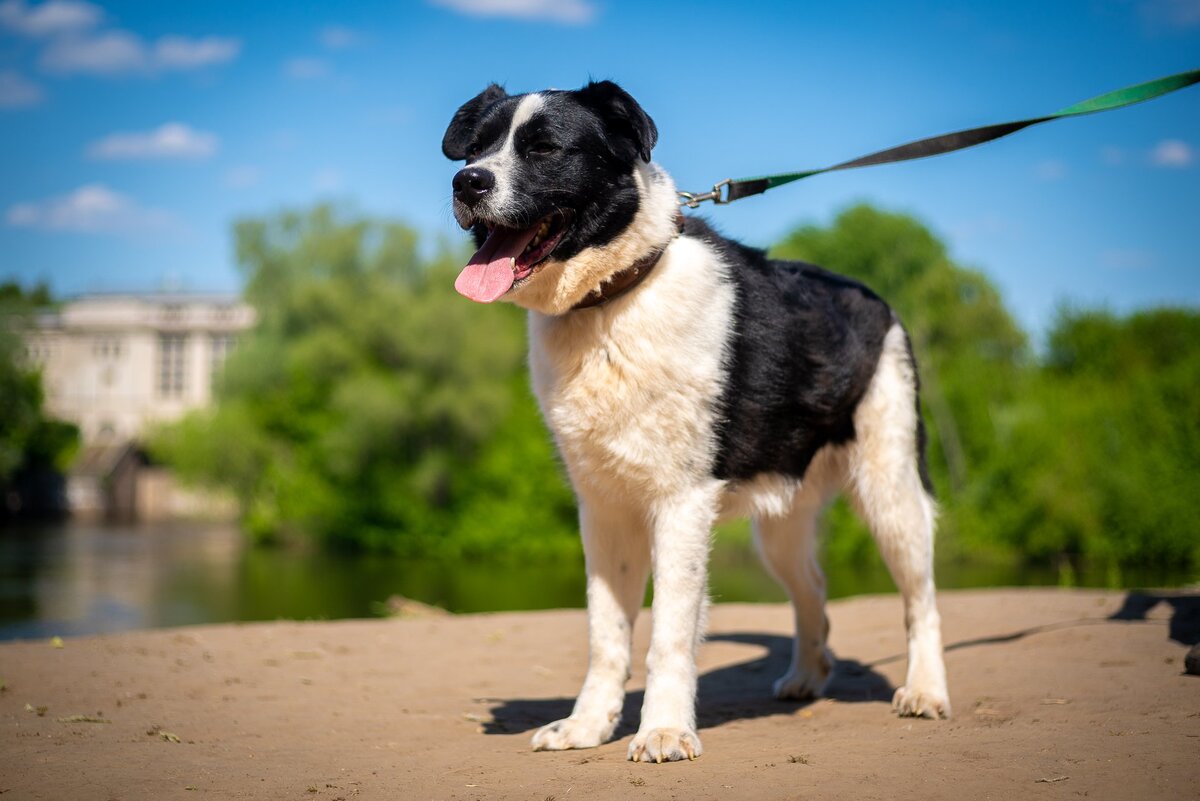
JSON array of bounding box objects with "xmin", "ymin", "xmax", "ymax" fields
[{"xmin": 453, "ymin": 167, "xmax": 495, "ymax": 206}]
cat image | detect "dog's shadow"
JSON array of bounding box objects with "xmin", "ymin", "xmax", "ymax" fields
[
  {"xmin": 1109, "ymin": 591, "xmax": 1200, "ymax": 646},
  {"xmin": 485, "ymin": 590, "xmax": 1200, "ymax": 737},
  {"xmin": 482, "ymin": 632, "xmax": 893, "ymax": 736}
]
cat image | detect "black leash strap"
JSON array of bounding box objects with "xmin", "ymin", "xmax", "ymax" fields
[{"xmin": 678, "ymin": 69, "xmax": 1200, "ymax": 207}]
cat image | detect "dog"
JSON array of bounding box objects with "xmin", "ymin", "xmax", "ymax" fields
[{"xmin": 442, "ymin": 80, "xmax": 951, "ymax": 763}]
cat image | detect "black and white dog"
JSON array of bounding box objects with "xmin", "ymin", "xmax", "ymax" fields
[{"xmin": 443, "ymin": 81, "xmax": 950, "ymax": 763}]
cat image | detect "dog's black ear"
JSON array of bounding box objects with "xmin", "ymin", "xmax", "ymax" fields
[
  {"xmin": 576, "ymin": 80, "xmax": 658, "ymax": 163},
  {"xmin": 442, "ymin": 84, "xmax": 508, "ymax": 160}
]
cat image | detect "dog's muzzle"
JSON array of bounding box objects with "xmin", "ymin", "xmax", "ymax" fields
[{"xmin": 453, "ymin": 167, "xmax": 495, "ymax": 207}]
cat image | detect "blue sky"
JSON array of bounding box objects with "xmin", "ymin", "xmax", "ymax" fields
[{"xmin": 1, "ymin": 0, "xmax": 1197, "ymax": 339}]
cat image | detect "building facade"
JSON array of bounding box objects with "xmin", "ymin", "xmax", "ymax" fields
[
  {"xmin": 18, "ymin": 293, "xmax": 254, "ymax": 520},
  {"xmin": 25, "ymin": 293, "xmax": 255, "ymax": 446}
]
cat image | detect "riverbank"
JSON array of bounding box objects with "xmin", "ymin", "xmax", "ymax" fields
[
  {"xmin": 1, "ymin": 589, "xmax": 1197, "ymax": 800},
  {"xmin": 9, "ymin": 521, "xmax": 1199, "ymax": 642}
]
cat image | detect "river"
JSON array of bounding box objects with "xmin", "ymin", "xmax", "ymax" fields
[{"xmin": 0, "ymin": 521, "xmax": 1193, "ymax": 641}]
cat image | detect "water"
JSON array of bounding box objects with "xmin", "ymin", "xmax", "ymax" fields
[{"xmin": 0, "ymin": 521, "xmax": 1194, "ymax": 641}]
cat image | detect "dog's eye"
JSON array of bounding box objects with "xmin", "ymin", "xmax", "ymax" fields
[
  {"xmin": 526, "ymin": 141, "xmax": 559, "ymax": 157},
  {"xmin": 466, "ymin": 144, "xmax": 482, "ymax": 161}
]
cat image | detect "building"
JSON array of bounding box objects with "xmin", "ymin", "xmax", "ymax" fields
[
  {"xmin": 22, "ymin": 293, "xmax": 254, "ymax": 520},
  {"xmin": 26, "ymin": 293, "xmax": 255, "ymax": 445}
]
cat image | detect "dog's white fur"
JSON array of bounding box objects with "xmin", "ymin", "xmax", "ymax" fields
[
  {"xmin": 468, "ymin": 94, "xmax": 546, "ymax": 223},
  {"xmin": 526, "ymin": 166, "xmax": 733, "ymax": 760},
  {"xmin": 512, "ymin": 157, "xmax": 684, "ymax": 316},
  {"xmin": 504, "ymin": 123, "xmax": 949, "ymax": 762}
]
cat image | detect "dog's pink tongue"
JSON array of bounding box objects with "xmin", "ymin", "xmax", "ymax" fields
[{"xmin": 455, "ymin": 226, "xmax": 539, "ymax": 303}]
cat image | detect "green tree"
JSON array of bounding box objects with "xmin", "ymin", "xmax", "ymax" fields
[
  {"xmin": 980, "ymin": 307, "xmax": 1200, "ymax": 568},
  {"xmin": 0, "ymin": 283, "xmax": 79, "ymax": 505},
  {"xmin": 772, "ymin": 205, "xmax": 1028, "ymax": 562},
  {"xmin": 151, "ymin": 205, "xmax": 577, "ymax": 556},
  {"xmin": 153, "ymin": 202, "xmax": 1199, "ymax": 573},
  {"xmin": 773, "ymin": 205, "xmax": 1199, "ymax": 572}
]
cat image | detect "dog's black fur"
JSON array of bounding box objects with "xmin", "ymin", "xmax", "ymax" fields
[
  {"xmin": 443, "ymin": 81, "xmax": 950, "ymax": 759},
  {"xmin": 691, "ymin": 218, "xmax": 935, "ymax": 490},
  {"xmin": 684, "ymin": 218, "xmax": 895, "ymax": 481},
  {"xmin": 444, "ymin": 80, "xmax": 931, "ymax": 489},
  {"xmin": 443, "ymin": 82, "xmax": 656, "ymax": 265}
]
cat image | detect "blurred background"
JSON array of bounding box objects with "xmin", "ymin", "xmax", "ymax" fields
[{"xmin": 1, "ymin": 0, "xmax": 1197, "ymax": 639}]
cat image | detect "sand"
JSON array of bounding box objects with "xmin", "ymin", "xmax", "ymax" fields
[{"xmin": 1, "ymin": 588, "xmax": 1197, "ymax": 800}]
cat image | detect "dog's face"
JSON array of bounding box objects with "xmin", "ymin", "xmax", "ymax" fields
[{"xmin": 442, "ymin": 81, "xmax": 658, "ymax": 306}]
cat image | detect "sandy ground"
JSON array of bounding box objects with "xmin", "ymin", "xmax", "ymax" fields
[{"xmin": 1, "ymin": 588, "xmax": 1198, "ymax": 800}]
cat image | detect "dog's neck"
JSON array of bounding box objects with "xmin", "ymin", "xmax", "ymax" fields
[
  {"xmin": 569, "ymin": 209, "xmax": 685, "ymax": 312},
  {"xmin": 507, "ymin": 162, "xmax": 683, "ymax": 316}
]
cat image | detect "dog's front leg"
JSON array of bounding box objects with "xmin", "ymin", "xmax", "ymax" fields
[
  {"xmin": 628, "ymin": 483, "xmax": 719, "ymax": 763},
  {"xmin": 532, "ymin": 499, "xmax": 650, "ymax": 751}
]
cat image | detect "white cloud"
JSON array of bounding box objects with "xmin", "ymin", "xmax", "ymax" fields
[
  {"xmin": 222, "ymin": 165, "xmax": 261, "ymax": 189},
  {"xmin": 1139, "ymin": 0, "xmax": 1200, "ymax": 27},
  {"xmin": 1034, "ymin": 159, "xmax": 1067, "ymax": 181},
  {"xmin": 0, "ymin": 69, "xmax": 44, "ymax": 107},
  {"xmin": 4, "ymin": 1, "xmax": 241, "ymax": 75},
  {"xmin": 284, "ymin": 57, "xmax": 330, "ymax": 79},
  {"xmin": 366, "ymin": 105, "xmax": 411, "ymax": 126},
  {"xmin": 1150, "ymin": 139, "xmax": 1194, "ymax": 168},
  {"xmin": 40, "ymin": 29, "xmax": 146, "ymax": 74},
  {"xmin": 154, "ymin": 35, "xmax": 241, "ymax": 69},
  {"xmin": 427, "ymin": 0, "xmax": 596, "ymax": 24},
  {"xmin": 1100, "ymin": 248, "xmax": 1156, "ymax": 271},
  {"xmin": 1100, "ymin": 146, "xmax": 1125, "ymax": 166},
  {"xmin": 0, "ymin": 0, "xmax": 101, "ymax": 38},
  {"xmin": 313, "ymin": 168, "xmax": 345, "ymax": 192},
  {"xmin": 5, "ymin": 184, "xmax": 172, "ymax": 234},
  {"xmin": 87, "ymin": 122, "xmax": 218, "ymax": 160},
  {"xmin": 37, "ymin": 29, "xmax": 241, "ymax": 75},
  {"xmin": 948, "ymin": 213, "xmax": 1021, "ymax": 242},
  {"xmin": 319, "ymin": 24, "xmax": 359, "ymax": 49},
  {"xmin": 271, "ymin": 130, "xmax": 298, "ymax": 151}
]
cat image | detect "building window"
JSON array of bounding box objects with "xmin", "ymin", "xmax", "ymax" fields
[
  {"xmin": 210, "ymin": 333, "xmax": 236, "ymax": 388},
  {"xmin": 162, "ymin": 304, "xmax": 185, "ymax": 325},
  {"xmin": 92, "ymin": 337, "xmax": 122, "ymax": 359},
  {"xmin": 24, "ymin": 343, "xmax": 45, "ymax": 364},
  {"xmin": 158, "ymin": 334, "xmax": 187, "ymax": 397}
]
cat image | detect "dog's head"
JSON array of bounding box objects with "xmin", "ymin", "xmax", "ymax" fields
[{"xmin": 443, "ymin": 81, "xmax": 675, "ymax": 313}]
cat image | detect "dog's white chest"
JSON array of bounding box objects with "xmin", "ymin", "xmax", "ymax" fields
[{"xmin": 528, "ymin": 240, "xmax": 735, "ymax": 497}]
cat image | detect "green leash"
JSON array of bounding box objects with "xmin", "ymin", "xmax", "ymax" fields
[{"xmin": 678, "ymin": 68, "xmax": 1200, "ymax": 207}]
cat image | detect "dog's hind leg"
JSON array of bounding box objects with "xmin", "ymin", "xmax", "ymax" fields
[
  {"xmin": 847, "ymin": 324, "xmax": 950, "ymax": 719},
  {"xmin": 753, "ymin": 450, "xmax": 844, "ymax": 700},
  {"xmin": 532, "ymin": 498, "xmax": 651, "ymax": 751}
]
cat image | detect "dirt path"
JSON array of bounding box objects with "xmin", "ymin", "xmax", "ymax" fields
[{"xmin": 1, "ymin": 589, "xmax": 1197, "ymax": 800}]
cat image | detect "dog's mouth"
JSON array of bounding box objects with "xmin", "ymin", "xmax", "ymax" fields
[{"xmin": 454, "ymin": 211, "xmax": 572, "ymax": 303}]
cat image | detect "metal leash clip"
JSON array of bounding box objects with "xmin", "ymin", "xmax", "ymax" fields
[{"xmin": 678, "ymin": 178, "xmax": 733, "ymax": 208}]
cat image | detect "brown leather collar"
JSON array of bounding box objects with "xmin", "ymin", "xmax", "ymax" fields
[{"xmin": 570, "ymin": 210, "xmax": 686, "ymax": 312}]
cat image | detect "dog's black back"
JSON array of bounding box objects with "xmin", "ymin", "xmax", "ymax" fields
[{"xmin": 683, "ymin": 218, "xmax": 910, "ymax": 483}]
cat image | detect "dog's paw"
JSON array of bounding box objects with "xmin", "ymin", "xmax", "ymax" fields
[
  {"xmin": 627, "ymin": 727, "xmax": 702, "ymax": 763},
  {"xmin": 892, "ymin": 685, "xmax": 951, "ymax": 719},
  {"xmin": 531, "ymin": 716, "xmax": 612, "ymax": 751},
  {"xmin": 772, "ymin": 648, "xmax": 834, "ymax": 700}
]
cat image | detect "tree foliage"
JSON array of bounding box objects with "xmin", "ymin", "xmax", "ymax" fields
[
  {"xmin": 151, "ymin": 205, "xmax": 577, "ymax": 556},
  {"xmin": 772, "ymin": 206, "xmax": 1029, "ymax": 562},
  {"xmin": 774, "ymin": 205, "xmax": 1198, "ymax": 570},
  {"xmin": 0, "ymin": 282, "xmax": 79, "ymax": 495},
  {"xmin": 153, "ymin": 203, "xmax": 1199, "ymax": 570},
  {"xmin": 977, "ymin": 307, "xmax": 1200, "ymax": 567}
]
